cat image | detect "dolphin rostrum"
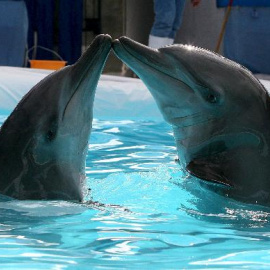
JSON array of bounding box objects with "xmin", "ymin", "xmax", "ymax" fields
[
  {"xmin": 113, "ymin": 36, "xmax": 270, "ymax": 203},
  {"xmin": 0, "ymin": 34, "xmax": 111, "ymax": 201}
]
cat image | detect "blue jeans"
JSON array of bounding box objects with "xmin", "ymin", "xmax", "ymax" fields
[{"xmin": 150, "ymin": 0, "xmax": 186, "ymax": 39}]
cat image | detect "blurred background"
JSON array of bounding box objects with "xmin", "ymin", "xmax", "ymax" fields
[{"xmin": 0, "ymin": 0, "xmax": 270, "ymax": 75}]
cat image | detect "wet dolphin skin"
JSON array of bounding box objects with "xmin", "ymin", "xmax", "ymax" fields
[{"xmin": 0, "ymin": 35, "xmax": 112, "ymax": 200}]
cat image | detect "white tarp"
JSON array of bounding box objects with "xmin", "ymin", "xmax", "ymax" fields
[
  {"xmin": 0, "ymin": 67, "xmax": 162, "ymax": 119},
  {"xmin": 1, "ymin": 67, "xmax": 270, "ymax": 119}
]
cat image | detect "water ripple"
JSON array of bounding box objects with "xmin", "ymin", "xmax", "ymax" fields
[{"xmin": 0, "ymin": 117, "xmax": 270, "ymax": 269}]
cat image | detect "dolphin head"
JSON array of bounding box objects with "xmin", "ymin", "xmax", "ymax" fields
[
  {"xmin": 0, "ymin": 34, "xmax": 111, "ymax": 200},
  {"xmin": 113, "ymin": 37, "xmax": 270, "ymax": 202}
]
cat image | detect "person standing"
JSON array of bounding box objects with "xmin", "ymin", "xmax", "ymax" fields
[{"xmin": 148, "ymin": 0, "xmax": 201, "ymax": 48}]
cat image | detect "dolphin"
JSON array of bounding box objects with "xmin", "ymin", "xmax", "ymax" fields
[
  {"xmin": 0, "ymin": 34, "xmax": 111, "ymax": 201},
  {"xmin": 113, "ymin": 36, "xmax": 270, "ymax": 203}
]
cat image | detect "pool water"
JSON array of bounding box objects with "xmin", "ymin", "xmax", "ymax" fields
[{"xmin": 1, "ymin": 116, "xmax": 270, "ymax": 269}]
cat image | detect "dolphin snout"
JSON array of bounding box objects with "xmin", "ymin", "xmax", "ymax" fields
[{"xmin": 94, "ymin": 34, "xmax": 112, "ymax": 47}]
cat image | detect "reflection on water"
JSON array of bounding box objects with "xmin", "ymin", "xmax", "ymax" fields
[
  {"xmin": 87, "ymin": 119, "xmax": 177, "ymax": 179},
  {"xmin": 0, "ymin": 118, "xmax": 270, "ymax": 269}
]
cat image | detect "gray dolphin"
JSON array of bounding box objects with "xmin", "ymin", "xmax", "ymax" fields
[
  {"xmin": 0, "ymin": 34, "xmax": 111, "ymax": 201},
  {"xmin": 113, "ymin": 36, "xmax": 270, "ymax": 203}
]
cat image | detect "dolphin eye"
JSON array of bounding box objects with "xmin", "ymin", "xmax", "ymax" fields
[
  {"xmin": 199, "ymin": 86, "xmax": 220, "ymax": 104},
  {"xmin": 46, "ymin": 129, "xmax": 56, "ymax": 141},
  {"xmin": 207, "ymin": 94, "xmax": 217, "ymax": 103},
  {"xmin": 45, "ymin": 118, "xmax": 58, "ymax": 142}
]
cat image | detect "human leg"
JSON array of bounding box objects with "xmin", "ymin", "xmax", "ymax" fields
[
  {"xmin": 150, "ymin": 0, "xmax": 176, "ymax": 38},
  {"xmin": 169, "ymin": 0, "xmax": 186, "ymax": 39},
  {"xmin": 149, "ymin": 0, "xmax": 176, "ymax": 48}
]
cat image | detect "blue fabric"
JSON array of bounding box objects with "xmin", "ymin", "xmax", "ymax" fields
[
  {"xmin": 24, "ymin": 0, "xmax": 54, "ymax": 60},
  {"xmin": 150, "ymin": 0, "xmax": 186, "ymax": 39},
  {"xmin": 0, "ymin": 1, "xmax": 28, "ymax": 66},
  {"xmin": 58, "ymin": 0, "xmax": 83, "ymax": 65},
  {"xmin": 224, "ymin": 7, "xmax": 270, "ymax": 74},
  {"xmin": 25, "ymin": 0, "xmax": 83, "ymax": 64},
  {"xmin": 217, "ymin": 0, "xmax": 270, "ymax": 7}
]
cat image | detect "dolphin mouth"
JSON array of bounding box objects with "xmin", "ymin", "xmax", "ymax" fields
[
  {"xmin": 74, "ymin": 34, "xmax": 112, "ymax": 88},
  {"xmin": 62, "ymin": 34, "xmax": 112, "ymax": 120},
  {"xmin": 187, "ymin": 160, "xmax": 233, "ymax": 188},
  {"xmin": 113, "ymin": 37, "xmax": 191, "ymax": 87}
]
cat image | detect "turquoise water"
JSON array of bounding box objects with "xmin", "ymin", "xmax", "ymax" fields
[{"xmin": 1, "ymin": 116, "xmax": 270, "ymax": 269}]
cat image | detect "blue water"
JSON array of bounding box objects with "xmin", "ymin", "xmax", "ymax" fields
[{"xmin": 1, "ymin": 116, "xmax": 270, "ymax": 269}]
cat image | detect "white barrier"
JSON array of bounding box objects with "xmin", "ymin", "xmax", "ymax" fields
[
  {"xmin": 0, "ymin": 67, "xmax": 162, "ymax": 119},
  {"xmin": 1, "ymin": 67, "xmax": 270, "ymax": 120}
]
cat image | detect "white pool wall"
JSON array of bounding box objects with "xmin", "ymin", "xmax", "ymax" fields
[
  {"xmin": 1, "ymin": 67, "xmax": 270, "ymax": 120},
  {"xmin": 0, "ymin": 67, "xmax": 162, "ymax": 119}
]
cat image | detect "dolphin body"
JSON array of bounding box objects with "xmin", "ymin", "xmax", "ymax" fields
[
  {"xmin": 113, "ymin": 37, "xmax": 270, "ymax": 203},
  {"xmin": 0, "ymin": 34, "xmax": 111, "ymax": 201}
]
